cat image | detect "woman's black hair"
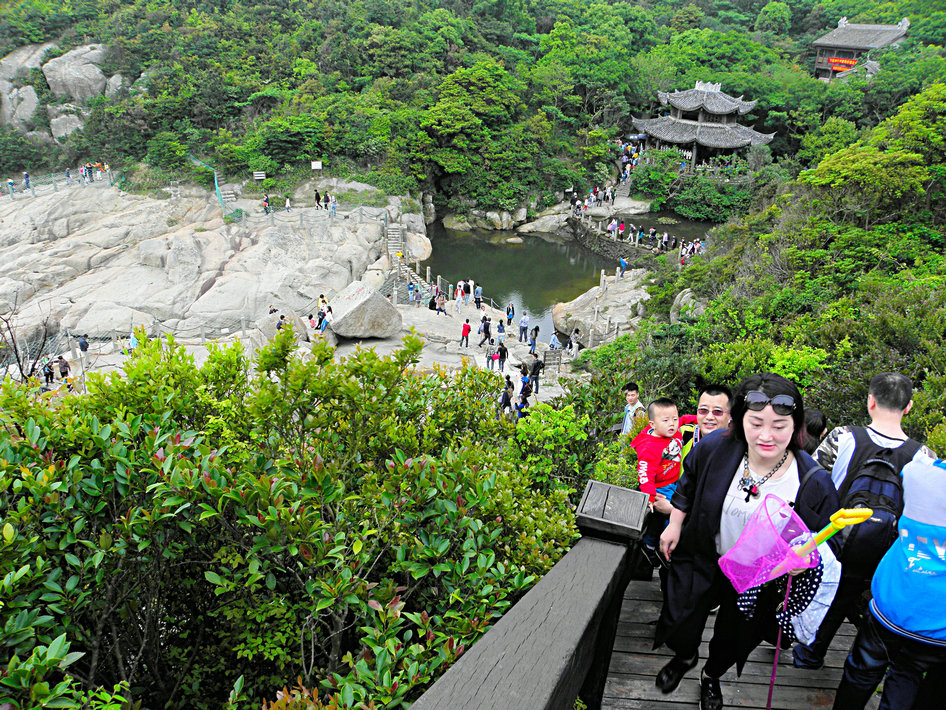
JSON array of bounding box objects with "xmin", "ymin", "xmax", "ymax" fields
[
  {"xmin": 804, "ymin": 407, "xmax": 828, "ymax": 452},
  {"xmin": 730, "ymin": 372, "xmax": 806, "ymax": 452}
]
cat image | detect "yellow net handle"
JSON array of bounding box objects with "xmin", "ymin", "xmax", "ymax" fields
[{"xmin": 794, "ymin": 507, "xmax": 874, "ymax": 558}]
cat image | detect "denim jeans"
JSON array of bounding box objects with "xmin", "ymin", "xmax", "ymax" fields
[
  {"xmin": 833, "ymin": 613, "xmax": 946, "ymax": 710},
  {"xmin": 641, "ymin": 482, "xmax": 677, "ymax": 547}
]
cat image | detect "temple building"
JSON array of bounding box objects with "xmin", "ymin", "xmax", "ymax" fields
[
  {"xmin": 631, "ymin": 81, "xmax": 774, "ymax": 164},
  {"xmin": 812, "ymin": 17, "xmax": 909, "ymax": 81}
]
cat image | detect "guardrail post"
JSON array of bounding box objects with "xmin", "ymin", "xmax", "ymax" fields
[
  {"xmin": 615, "ymin": 267, "xmax": 620, "ymax": 280},
  {"xmin": 70, "ymin": 336, "xmax": 77, "ymax": 360},
  {"xmin": 299, "ymin": 212, "xmax": 304, "ymax": 228},
  {"xmin": 30, "ymin": 184, "xmax": 35, "ymax": 197},
  {"xmin": 599, "ymin": 269, "xmax": 605, "ymax": 290},
  {"xmin": 53, "ymin": 177, "xmax": 58, "ymax": 192},
  {"xmin": 200, "ymin": 325, "xmax": 206, "ymax": 344},
  {"xmin": 241, "ymin": 316, "xmax": 247, "ymax": 340},
  {"xmin": 269, "ymin": 212, "xmax": 275, "ymax": 226}
]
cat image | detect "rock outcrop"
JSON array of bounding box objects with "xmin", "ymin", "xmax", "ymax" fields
[
  {"xmin": 42, "ymin": 44, "xmax": 108, "ymax": 103},
  {"xmin": 329, "ymin": 281, "xmax": 402, "ymax": 338},
  {"xmin": 670, "ymin": 288, "xmax": 706, "ymax": 324},
  {"xmin": 551, "ymin": 269, "xmax": 650, "ymax": 343},
  {"xmin": 0, "ymin": 184, "xmax": 387, "ymax": 339}
]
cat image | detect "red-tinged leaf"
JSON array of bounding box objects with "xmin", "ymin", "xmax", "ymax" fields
[{"xmin": 368, "ymin": 599, "xmax": 382, "ymax": 611}]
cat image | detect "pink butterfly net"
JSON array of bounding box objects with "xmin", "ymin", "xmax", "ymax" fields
[{"xmin": 719, "ymin": 494, "xmax": 820, "ymax": 594}]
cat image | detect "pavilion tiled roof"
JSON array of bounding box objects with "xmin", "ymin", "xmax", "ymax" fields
[
  {"xmin": 658, "ymin": 81, "xmax": 756, "ymax": 115},
  {"xmin": 812, "ymin": 18, "xmax": 909, "ymax": 50},
  {"xmin": 631, "ymin": 116, "xmax": 775, "ymax": 149}
]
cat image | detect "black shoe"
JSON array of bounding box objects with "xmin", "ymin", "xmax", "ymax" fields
[
  {"xmin": 700, "ymin": 675, "xmax": 723, "ymax": 710},
  {"xmin": 640, "ymin": 543, "xmax": 669, "ymax": 570},
  {"xmin": 656, "ymin": 655, "xmax": 697, "ymax": 694}
]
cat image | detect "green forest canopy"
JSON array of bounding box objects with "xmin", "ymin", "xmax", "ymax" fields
[{"xmin": 1, "ymin": 0, "xmax": 945, "ymax": 209}]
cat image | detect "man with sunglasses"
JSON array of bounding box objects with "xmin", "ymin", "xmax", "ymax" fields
[
  {"xmin": 679, "ymin": 384, "xmax": 733, "ymax": 460},
  {"xmin": 794, "ymin": 372, "xmax": 936, "ymax": 671}
]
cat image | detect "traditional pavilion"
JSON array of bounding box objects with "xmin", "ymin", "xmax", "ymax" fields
[
  {"xmin": 812, "ymin": 17, "xmax": 910, "ymax": 81},
  {"xmin": 631, "ymin": 81, "xmax": 774, "ymax": 164}
]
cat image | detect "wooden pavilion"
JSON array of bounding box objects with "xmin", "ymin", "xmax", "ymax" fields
[
  {"xmin": 812, "ymin": 17, "xmax": 909, "ymax": 81},
  {"xmin": 631, "ymin": 81, "xmax": 774, "ymax": 165}
]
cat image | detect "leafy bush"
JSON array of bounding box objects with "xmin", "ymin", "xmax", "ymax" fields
[{"xmin": 0, "ymin": 331, "xmax": 575, "ymax": 709}]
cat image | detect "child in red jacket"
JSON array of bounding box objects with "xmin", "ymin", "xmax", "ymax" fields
[{"xmin": 632, "ymin": 398, "xmax": 683, "ymax": 559}]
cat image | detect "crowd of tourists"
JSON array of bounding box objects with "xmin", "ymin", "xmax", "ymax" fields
[
  {"xmin": 5, "ymin": 163, "xmax": 108, "ymax": 194},
  {"xmin": 619, "ymin": 373, "xmax": 943, "ymax": 710}
]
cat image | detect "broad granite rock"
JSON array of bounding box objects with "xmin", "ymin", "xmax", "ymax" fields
[
  {"xmin": 42, "ymin": 44, "xmax": 108, "ymax": 103},
  {"xmin": 329, "ymin": 281, "xmax": 402, "ymax": 338},
  {"xmin": 551, "ymin": 268, "xmax": 650, "ymax": 343},
  {"xmin": 2, "ymin": 85, "xmax": 38, "ymax": 128},
  {"xmin": 0, "ymin": 183, "xmax": 387, "ymax": 340}
]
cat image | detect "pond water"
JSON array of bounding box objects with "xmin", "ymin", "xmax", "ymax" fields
[{"xmin": 421, "ymin": 212, "xmax": 712, "ymax": 337}]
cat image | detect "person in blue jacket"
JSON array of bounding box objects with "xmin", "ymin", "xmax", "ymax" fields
[{"xmin": 833, "ymin": 457, "xmax": 946, "ymax": 710}]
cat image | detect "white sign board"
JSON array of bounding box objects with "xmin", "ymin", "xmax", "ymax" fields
[
  {"xmin": 252, "ymin": 171, "xmax": 266, "ymax": 180},
  {"xmin": 311, "ymin": 161, "xmax": 323, "ymax": 170}
]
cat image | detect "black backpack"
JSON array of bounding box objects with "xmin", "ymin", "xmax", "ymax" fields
[{"xmin": 835, "ymin": 426, "xmax": 921, "ymax": 579}]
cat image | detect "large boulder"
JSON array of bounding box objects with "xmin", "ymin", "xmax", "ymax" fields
[
  {"xmin": 442, "ymin": 213, "xmax": 472, "ymax": 231},
  {"xmin": 49, "ymin": 113, "xmax": 83, "ymax": 140},
  {"xmin": 105, "ymin": 73, "xmax": 124, "ymax": 97},
  {"xmin": 422, "ymin": 193, "xmax": 436, "ymax": 224},
  {"xmin": 257, "ymin": 308, "xmax": 310, "ymax": 343},
  {"xmin": 42, "ymin": 44, "xmax": 107, "ymax": 103},
  {"xmin": 0, "ymin": 43, "xmax": 57, "ymax": 82},
  {"xmin": 516, "ymin": 212, "xmax": 569, "ymax": 236},
  {"xmin": 329, "ymin": 281, "xmax": 402, "ymax": 338},
  {"xmin": 670, "ymin": 288, "xmax": 706, "ymax": 324},
  {"xmin": 405, "ymin": 232, "xmax": 432, "ymax": 261},
  {"xmin": 2, "ymin": 85, "xmax": 38, "ymax": 127}
]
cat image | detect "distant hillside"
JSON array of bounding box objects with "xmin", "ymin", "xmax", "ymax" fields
[{"xmin": 1, "ymin": 0, "xmax": 945, "ymax": 210}]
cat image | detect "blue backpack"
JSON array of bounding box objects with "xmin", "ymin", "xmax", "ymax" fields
[{"xmin": 836, "ymin": 426, "xmax": 921, "ymax": 580}]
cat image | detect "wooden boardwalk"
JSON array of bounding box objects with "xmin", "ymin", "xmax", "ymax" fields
[{"xmin": 601, "ymin": 579, "xmax": 879, "ymax": 709}]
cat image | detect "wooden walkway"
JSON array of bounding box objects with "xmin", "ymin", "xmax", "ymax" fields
[{"xmin": 601, "ymin": 579, "xmax": 878, "ymax": 709}]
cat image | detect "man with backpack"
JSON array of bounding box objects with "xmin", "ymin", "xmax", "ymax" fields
[
  {"xmin": 529, "ymin": 352, "xmax": 544, "ymax": 395},
  {"xmin": 793, "ymin": 372, "xmax": 936, "ymax": 670}
]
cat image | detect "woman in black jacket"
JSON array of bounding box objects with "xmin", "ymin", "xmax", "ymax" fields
[{"xmin": 654, "ymin": 373, "xmax": 840, "ymax": 710}]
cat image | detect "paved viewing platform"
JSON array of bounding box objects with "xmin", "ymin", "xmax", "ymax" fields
[{"xmin": 602, "ymin": 579, "xmax": 877, "ymax": 709}]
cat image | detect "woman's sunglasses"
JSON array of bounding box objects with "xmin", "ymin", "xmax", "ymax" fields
[{"xmin": 744, "ymin": 390, "xmax": 796, "ymax": 416}]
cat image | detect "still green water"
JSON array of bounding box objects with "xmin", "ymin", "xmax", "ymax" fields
[{"xmin": 421, "ymin": 214, "xmax": 710, "ymax": 337}]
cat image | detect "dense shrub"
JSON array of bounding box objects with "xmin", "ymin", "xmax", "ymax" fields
[{"xmin": 0, "ymin": 330, "xmax": 576, "ymax": 709}]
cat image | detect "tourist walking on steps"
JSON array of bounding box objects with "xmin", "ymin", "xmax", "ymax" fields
[
  {"xmin": 496, "ymin": 319, "xmax": 506, "ymax": 344},
  {"xmin": 497, "ymin": 342, "xmax": 508, "ymax": 372},
  {"xmin": 474, "ymin": 283, "xmax": 483, "ymax": 310},
  {"xmin": 57, "ymin": 355, "xmax": 71, "ymax": 381},
  {"xmin": 459, "ymin": 319, "xmax": 471, "ymax": 348},
  {"xmin": 285, "ymin": 196, "xmax": 291, "ymax": 212},
  {"xmin": 320, "ymin": 307, "xmax": 333, "ymax": 332},
  {"xmin": 314, "ymin": 189, "xmax": 322, "ymax": 209},
  {"xmin": 263, "ymin": 195, "xmax": 270, "ymax": 214},
  {"xmin": 529, "ymin": 325, "xmax": 539, "ymax": 355},
  {"xmin": 653, "ymin": 373, "xmax": 839, "ymax": 710},
  {"xmin": 435, "ymin": 292, "xmax": 447, "ymax": 316},
  {"xmin": 529, "ymin": 352, "xmax": 544, "ymax": 395},
  {"xmin": 463, "ymin": 279, "xmax": 472, "ymax": 306},
  {"xmin": 620, "ymin": 255, "xmax": 628, "ymax": 278},
  {"xmin": 323, "ymin": 191, "xmax": 331, "ymax": 209},
  {"xmin": 478, "ymin": 317, "xmax": 491, "ymax": 347},
  {"xmin": 518, "ymin": 312, "xmax": 529, "ymax": 342},
  {"xmin": 65, "ymin": 167, "xmax": 72, "ymax": 185},
  {"xmin": 485, "ymin": 339, "xmax": 496, "ymax": 370},
  {"xmin": 506, "ymin": 303, "xmax": 515, "ymax": 326},
  {"xmin": 330, "ymin": 194, "xmax": 337, "ymax": 216}
]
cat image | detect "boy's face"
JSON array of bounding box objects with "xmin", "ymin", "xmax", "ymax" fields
[
  {"xmin": 649, "ymin": 405, "xmax": 679, "ymax": 438},
  {"xmin": 625, "ymin": 389, "xmax": 640, "ymax": 407}
]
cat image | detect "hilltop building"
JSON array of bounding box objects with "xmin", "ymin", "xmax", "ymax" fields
[
  {"xmin": 812, "ymin": 17, "xmax": 910, "ymax": 81},
  {"xmin": 631, "ymin": 81, "xmax": 774, "ymax": 164}
]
